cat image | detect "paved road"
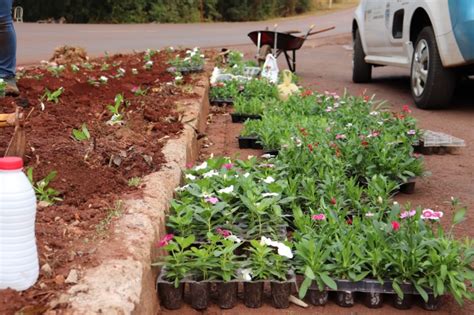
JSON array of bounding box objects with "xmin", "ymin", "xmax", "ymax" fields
[{"xmin": 15, "ymin": 8, "xmax": 353, "ymax": 64}]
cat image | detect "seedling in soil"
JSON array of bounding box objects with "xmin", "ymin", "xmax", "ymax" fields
[
  {"xmin": 26, "ymin": 168, "xmax": 63, "ymax": 206},
  {"xmin": 0, "ymin": 78, "xmax": 6, "ymax": 97},
  {"xmin": 115, "ymin": 68, "xmax": 126, "ymax": 78},
  {"xmin": 82, "ymin": 62, "xmax": 94, "ymax": 70},
  {"xmin": 33, "ymin": 74, "xmax": 44, "ymax": 81},
  {"xmin": 107, "ymin": 94, "xmax": 125, "ymax": 125},
  {"xmin": 41, "ymin": 87, "xmax": 64, "ymax": 104},
  {"xmin": 144, "ymin": 48, "xmax": 157, "ymax": 62},
  {"xmin": 70, "ymin": 64, "xmax": 80, "ymax": 73},
  {"xmin": 131, "ymin": 86, "xmax": 148, "ymax": 96},
  {"xmin": 99, "ymin": 76, "xmax": 109, "ymax": 84},
  {"xmin": 47, "ymin": 65, "xmax": 65, "ymax": 78},
  {"xmin": 100, "ymin": 63, "xmax": 110, "ymax": 71},
  {"xmin": 173, "ymin": 72, "xmax": 183, "ymax": 85},
  {"xmin": 96, "ymin": 200, "xmax": 123, "ymax": 233},
  {"xmin": 144, "ymin": 60, "xmax": 153, "ymax": 70},
  {"xmin": 72, "ymin": 123, "xmax": 91, "ymax": 142},
  {"xmin": 128, "ymin": 177, "xmax": 142, "ymax": 187}
]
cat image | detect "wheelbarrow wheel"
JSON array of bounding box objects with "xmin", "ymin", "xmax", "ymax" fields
[
  {"xmin": 258, "ymin": 45, "xmax": 272, "ymax": 67},
  {"xmin": 353, "ymin": 29, "xmax": 372, "ymax": 83}
]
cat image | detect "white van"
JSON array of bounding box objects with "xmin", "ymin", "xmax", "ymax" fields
[{"xmin": 352, "ymin": 0, "xmax": 474, "ymax": 109}]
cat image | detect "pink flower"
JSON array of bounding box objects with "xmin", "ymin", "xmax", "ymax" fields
[
  {"xmin": 157, "ymin": 234, "xmax": 174, "ymax": 247},
  {"xmin": 371, "ymin": 131, "xmax": 380, "ymax": 138},
  {"xmin": 402, "ymin": 105, "xmax": 412, "ymax": 113},
  {"xmin": 216, "ymin": 228, "xmax": 231, "ymax": 237},
  {"xmin": 336, "ymin": 134, "xmax": 346, "ymax": 140},
  {"xmin": 407, "ymin": 130, "xmax": 416, "ymax": 136},
  {"xmin": 223, "ymin": 163, "xmax": 233, "ymax": 170},
  {"xmin": 131, "ymin": 86, "xmax": 139, "ymax": 93},
  {"xmin": 205, "ymin": 197, "xmax": 219, "ymax": 205},
  {"xmin": 400, "ymin": 210, "xmax": 417, "ymax": 219},
  {"xmin": 391, "ymin": 221, "xmax": 401, "ymax": 231},
  {"xmin": 186, "ymin": 162, "xmax": 194, "ymax": 169},
  {"xmin": 312, "ymin": 214, "xmax": 326, "ymax": 221},
  {"xmin": 421, "ymin": 209, "xmax": 443, "ymax": 221}
]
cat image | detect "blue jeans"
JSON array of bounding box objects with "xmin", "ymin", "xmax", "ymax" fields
[{"xmin": 0, "ymin": 0, "xmax": 16, "ymax": 79}]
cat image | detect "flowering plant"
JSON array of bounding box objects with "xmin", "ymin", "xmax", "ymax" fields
[
  {"xmin": 168, "ymin": 47, "xmax": 205, "ymax": 71},
  {"xmin": 0, "ymin": 78, "xmax": 6, "ymax": 96},
  {"xmin": 152, "ymin": 234, "xmax": 195, "ymax": 288}
]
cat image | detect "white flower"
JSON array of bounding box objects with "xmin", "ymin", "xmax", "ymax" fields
[
  {"xmin": 118, "ymin": 68, "xmax": 126, "ymax": 74},
  {"xmin": 132, "ymin": 68, "xmax": 138, "ymax": 74},
  {"xmin": 99, "ymin": 76, "xmax": 108, "ymax": 83},
  {"xmin": 370, "ymin": 111, "xmax": 379, "ymax": 116},
  {"xmin": 346, "ymin": 123, "xmax": 353, "ymax": 128},
  {"xmin": 247, "ymin": 155, "xmax": 255, "ymax": 159},
  {"xmin": 263, "ymin": 176, "xmax": 275, "ymax": 184},
  {"xmin": 277, "ymin": 243, "xmax": 293, "ymax": 259},
  {"xmin": 175, "ymin": 76, "xmax": 183, "ymax": 82},
  {"xmin": 175, "ymin": 184, "xmax": 190, "ymax": 192},
  {"xmin": 243, "ymin": 173, "xmax": 250, "ymax": 178},
  {"xmin": 260, "ymin": 236, "xmax": 277, "ymax": 247},
  {"xmin": 145, "ymin": 60, "xmax": 153, "ymax": 66},
  {"xmin": 227, "ymin": 235, "xmax": 242, "ymax": 243},
  {"xmin": 185, "ymin": 174, "xmax": 196, "ymax": 181},
  {"xmin": 262, "ymin": 193, "xmax": 279, "ymax": 198},
  {"xmin": 365, "ymin": 212, "xmax": 375, "ymax": 217},
  {"xmin": 186, "ymin": 50, "xmax": 192, "ymax": 54},
  {"xmin": 202, "ymin": 170, "xmax": 218, "ymax": 178},
  {"xmin": 261, "ymin": 154, "xmax": 275, "ymax": 159},
  {"xmin": 238, "ymin": 268, "xmax": 252, "ymax": 281},
  {"xmin": 218, "ymin": 185, "xmax": 234, "ymax": 194},
  {"xmin": 195, "ymin": 161, "xmax": 208, "ymax": 171}
]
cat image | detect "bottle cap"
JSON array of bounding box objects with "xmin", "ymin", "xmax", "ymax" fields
[{"xmin": 0, "ymin": 157, "xmax": 24, "ymax": 170}]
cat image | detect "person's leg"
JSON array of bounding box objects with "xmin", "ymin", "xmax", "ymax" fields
[{"xmin": 0, "ymin": 18, "xmax": 17, "ymax": 78}]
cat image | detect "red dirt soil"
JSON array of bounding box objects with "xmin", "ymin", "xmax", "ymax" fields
[{"xmin": 0, "ymin": 50, "xmax": 199, "ymax": 314}]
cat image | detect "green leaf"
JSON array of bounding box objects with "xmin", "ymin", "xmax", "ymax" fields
[
  {"xmin": 320, "ymin": 272, "xmax": 337, "ymax": 290},
  {"xmin": 453, "ymin": 208, "xmax": 466, "ymax": 225},
  {"xmin": 414, "ymin": 284, "xmax": 429, "ymax": 303},
  {"xmin": 440, "ymin": 265, "xmax": 447, "ymax": 281},
  {"xmin": 392, "ymin": 281, "xmax": 404, "ymax": 299},
  {"xmin": 299, "ymin": 277, "xmax": 312, "ymax": 299},
  {"xmin": 304, "ymin": 266, "xmax": 315, "ymax": 280}
]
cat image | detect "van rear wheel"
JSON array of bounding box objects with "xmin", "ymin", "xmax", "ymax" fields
[{"xmin": 352, "ymin": 29, "xmax": 372, "ymax": 83}]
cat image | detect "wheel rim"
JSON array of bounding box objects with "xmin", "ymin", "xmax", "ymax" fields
[{"xmin": 412, "ymin": 39, "xmax": 430, "ymax": 97}]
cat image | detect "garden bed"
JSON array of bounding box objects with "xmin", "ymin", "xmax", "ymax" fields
[{"xmin": 0, "ymin": 49, "xmax": 209, "ymax": 314}]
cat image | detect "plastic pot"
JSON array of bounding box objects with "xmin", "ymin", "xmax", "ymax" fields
[
  {"xmin": 422, "ymin": 294, "xmax": 442, "ymax": 311},
  {"xmin": 271, "ymin": 281, "xmax": 292, "ymax": 309},
  {"xmin": 244, "ymin": 282, "xmax": 264, "ymax": 308},
  {"xmin": 335, "ymin": 291, "xmax": 355, "ymax": 307},
  {"xmin": 217, "ymin": 282, "xmax": 238, "ymax": 309},
  {"xmin": 363, "ymin": 292, "xmax": 384, "ymax": 308},
  {"xmin": 189, "ymin": 281, "xmax": 210, "ymax": 310},
  {"xmin": 400, "ymin": 177, "xmax": 416, "ymax": 194},
  {"xmin": 157, "ymin": 281, "xmax": 184, "ymax": 310},
  {"xmin": 393, "ymin": 294, "xmax": 413, "ymax": 310},
  {"xmin": 307, "ymin": 289, "xmax": 328, "ymax": 306}
]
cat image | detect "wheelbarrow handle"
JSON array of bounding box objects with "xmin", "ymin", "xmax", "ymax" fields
[{"xmin": 307, "ymin": 26, "xmax": 336, "ymax": 37}]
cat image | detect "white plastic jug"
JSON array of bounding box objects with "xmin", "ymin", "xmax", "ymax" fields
[{"xmin": 0, "ymin": 157, "xmax": 38, "ymax": 291}]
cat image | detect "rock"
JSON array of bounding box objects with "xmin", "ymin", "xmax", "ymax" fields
[
  {"xmin": 38, "ymin": 201, "xmax": 51, "ymax": 208},
  {"xmin": 41, "ymin": 263, "xmax": 53, "ymax": 277},
  {"xmin": 54, "ymin": 274, "xmax": 65, "ymax": 285},
  {"xmin": 65, "ymin": 269, "xmax": 79, "ymax": 284}
]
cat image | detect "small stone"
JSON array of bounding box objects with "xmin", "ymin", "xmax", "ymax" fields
[
  {"xmin": 41, "ymin": 263, "xmax": 53, "ymax": 277},
  {"xmin": 65, "ymin": 269, "xmax": 79, "ymax": 284},
  {"xmin": 54, "ymin": 274, "xmax": 65, "ymax": 285},
  {"xmin": 38, "ymin": 201, "xmax": 50, "ymax": 208},
  {"xmin": 39, "ymin": 282, "xmax": 47, "ymax": 289}
]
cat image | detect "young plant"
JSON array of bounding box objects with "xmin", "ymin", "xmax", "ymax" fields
[
  {"xmin": 96, "ymin": 200, "xmax": 123, "ymax": 233},
  {"xmin": 127, "ymin": 177, "xmax": 142, "ymax": 187},
  {"xmin": 72, "ymin": 123, "xmax": 91, "ymax": 141},
  {"xmin": 47, "ymin": 65, "xmax": 65, "ymax": 78},
  {"xmin": 0, "ymin": 78, "xmax": 6, "ymax": 97},
  {"xmin": 26, "ymin": 168, "xmax": 62, "ymax": 205},
  {"xmin": 152, "ymin": 234, "xmax": 195, "ymax": 288},
  {"xmin": 41, "ymin": 87, "xmax": 64, "ymax": 104},
  {"xmin": 107, "ymin": 94, "xmax": 125, "ymax": 125},
  {"xmin": 168, "ymin": 47, "xmax": 205, "ymax": 71}
]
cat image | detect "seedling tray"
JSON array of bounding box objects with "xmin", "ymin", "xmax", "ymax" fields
[
  {"xmin": 304, "ymin": 278, "xmax": 440, "ymax": 310},
  {"xmin": 210, "ymin": 98, "xmax": 234, "ymax": 106},
  {"xmin": 238, "ymin": 136, "xmax": 263, "ymax": 150},
  {"xmin": 157, "ymin": 269, "xmax": 296, "ymax": 310},
  {"xmin": 231, "ymin": 113, "xmax": 262, "ymax": 123}
]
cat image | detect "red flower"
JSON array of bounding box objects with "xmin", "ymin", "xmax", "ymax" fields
[
  {"xmin": 299, "ymin": 128, "xmax": 308, "ymax": 137},
  {"xmin": 347, "ymin": 218, "xmax": 353, "ymax": 225},
  {"xmin": 391, "ymin": 221, "xmax": 401, "ymax": 231},
  {"xmin": 402, "ymin": 105, "xmax": 412, "ymax": 113},
  {"xmin": 361, "ymin": 140, "xmax": 369, "ymax": 148},
  {"xmin": 186, "ymin": 163, "xmax": 193, "ymax": 169},
  {"xmin": 308, "ymin": 144, "xmax": 314, "ymax": 152},
  {"xmin": 157, "ymin": 234, "xmax": 174, "ymax": 247},
  {"xmin": 330, "ymin": 197, "xmax": 337, "ymax": 205},
  {"xmin": 216, "ymin": 228, "xmax": 231, "ymax": 237},
  {"xmin": 364, "ymin": 95, "xmax": 370, "ymax": 102},
  {"xmin": 301, "ymin": 90, "xmax": 313, "ymax": 97}
]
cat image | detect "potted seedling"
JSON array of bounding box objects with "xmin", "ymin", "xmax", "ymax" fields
[{"xmin": 153, "ymin": 234, "xmax": 194, "ymax": 310}]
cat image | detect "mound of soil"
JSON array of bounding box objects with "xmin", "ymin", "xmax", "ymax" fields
[{"xmin": 0, "ymin": 50, "xmax": 199, "ymax": 314}]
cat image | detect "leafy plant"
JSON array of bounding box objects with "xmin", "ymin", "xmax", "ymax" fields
[
  {"xmin": 72, "ymin": 123, "xmax": 91, "ymax": 141},
  {"xmin": 0, "ymin": 78, "xmax": 7, "ymax": 96},
  {"xmin": 41, "ymin": 87, "xmax": 64, "ymax": 103},
  {"xmin": 26, "ymin": 168, "xmax": 62, "ymax": 205},
  {"xmin": 107, "ymin": 94, "xmax": 125, "ymax": 125},
  {"xmin": 47, "ymin": 65, "xmax": 65, "ymax": 78}
]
